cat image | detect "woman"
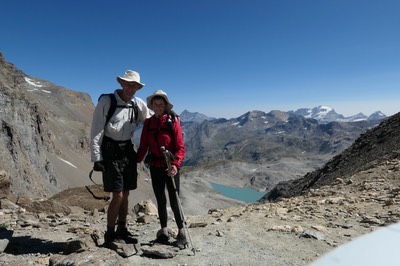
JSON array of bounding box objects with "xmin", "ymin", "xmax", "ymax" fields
[{"xmin": 136, "ymin": 90, "xmax": 187, "ymax": 249}]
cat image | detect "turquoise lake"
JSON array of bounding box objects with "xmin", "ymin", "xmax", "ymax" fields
[{"xmin": 210, "ymin": 182, "xmax": 266, "ymax": 203}]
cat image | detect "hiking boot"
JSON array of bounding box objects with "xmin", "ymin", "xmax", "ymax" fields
[
  {"xmin": 176, "ymin": 232, "xmax": 188, "ymax": 249},
  {"xmin": 104, "ymin": 230, "xmax": 116, "ymax": 245},
  {"xmin": 155, "ymin": 233, "xmax": 170, "ymax": 245},
  {"xmin": 115, "ymin": 226, "xmax": 137, "ymax": 243}
]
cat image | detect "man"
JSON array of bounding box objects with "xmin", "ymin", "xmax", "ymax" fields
[{"xmin": 90, "ymin": 70, "xmax": 152, "ymax": 244}]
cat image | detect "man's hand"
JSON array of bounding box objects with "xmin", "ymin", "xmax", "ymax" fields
[{"xmin": 93, "ymin": 161, "xmax": 105, "ymax": 172}]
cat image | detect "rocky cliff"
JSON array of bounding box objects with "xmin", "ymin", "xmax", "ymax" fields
[{"xmin": 0, "ymin": 52, "xmax": 94, "ymax": 198}]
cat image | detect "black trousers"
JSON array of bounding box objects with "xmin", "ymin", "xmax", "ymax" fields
[{"xmin": 150, "ymin": 166, "xmax": 183, "ymax": 229}]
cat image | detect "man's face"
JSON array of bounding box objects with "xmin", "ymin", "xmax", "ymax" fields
[{"xmin": 120, "ymin": 80, "xmax": 142, "ymax": 99}]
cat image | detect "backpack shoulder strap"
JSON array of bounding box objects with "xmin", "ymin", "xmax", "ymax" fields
[
  {"xmin": 98, "ymin": 93, "xmax": 117, "ymax": 126},
  {"xmin": 132, "ymin": 97, "xmax": 139, "ymax": 123},
  {"xmin": 167, "ymin": 111, "xmax": 181, "ymax": 144},
  {"xmin": 167, "ymin": 111, "xmax": 180, "ymax": 130},
  {"xmin": 100, "ymin": 94, "xmax": 139, "ymax": 125},
  {"xmin": 167, "ymin": 113, "xmax": 174, "ymax": 132}
]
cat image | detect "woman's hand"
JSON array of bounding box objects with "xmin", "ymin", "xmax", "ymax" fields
[{"xmin": 167, "ymin": 164, "xmax": 178, "ymax": 177}]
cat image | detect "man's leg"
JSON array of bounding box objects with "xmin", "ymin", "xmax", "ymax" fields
[
  {"xmin": 116, "ymin": 190, "xmax": 130, "ymax": 231},
  {"xmin": 115, "ymin": 152, "xmax": 137, "ymax": 240},
  {"xmin": 105, "ymin": 191, "xmax": 123, "ymax": 243},
  {"xmin": 108, "ymin": 191, "xmax": 124, "ymax": 226},
  {"xmin": 115, "ymin": 190, "xmax": 136, "ymax": 240},
  {"xmin": 118, "ymin": 190, "xmax": 130, "ymax": 221}
]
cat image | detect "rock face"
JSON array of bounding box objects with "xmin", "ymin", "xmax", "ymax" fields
[{"xmin": 0, "ymin": 52, "xmax": 94, "ymax": 198}]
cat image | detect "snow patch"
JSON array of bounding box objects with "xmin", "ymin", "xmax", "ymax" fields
[
  {"xmin": 24, "ymin": 77, "xmax": 43, "ymax": 88},
  {"xmin": 57, "ymin": 157, "xmax": 77, "ymax": 168}
]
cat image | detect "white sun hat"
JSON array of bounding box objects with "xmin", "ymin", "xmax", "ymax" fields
[
  {"xmin": 116, "ymin": 70, "xmax": 145, "ymax": 88},
  {"xmin": 146, "ymin": 90, "xmax": 174, "ymax": 112}
]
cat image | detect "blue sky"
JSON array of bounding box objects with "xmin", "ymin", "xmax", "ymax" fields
[{"xmin": 1, "ymin": 0, "xmax": 399, "ymax": 118}]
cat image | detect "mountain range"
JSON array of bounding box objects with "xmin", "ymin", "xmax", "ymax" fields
[
  {"xmin": 289, "ymin": 105, "xmax": 386, "ymax": 124},
  {"xmin": 177, "ymin": 109, "xmax": 382, "ymax": 195},
  {"xmin": 180, "ymin": 105, "xmax": 386, "ymax": 125}
]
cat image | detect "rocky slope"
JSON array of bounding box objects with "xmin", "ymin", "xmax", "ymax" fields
[{"xmin": 0, "ymin": 155, "xmax": 399, "ymax": 265}]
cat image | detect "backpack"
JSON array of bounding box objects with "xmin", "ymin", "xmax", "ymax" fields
[
  {"xmin": 166, "ymin": 111, "xmax": 180, "ymax": 134},
  {"xmin": 99, "ymin": 93, "xmax": 139, "ymax": 125}
]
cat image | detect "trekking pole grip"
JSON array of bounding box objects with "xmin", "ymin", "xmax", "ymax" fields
[{"xmin": 160, "ymin": 146, "xmax": 172, "ymax": 171}]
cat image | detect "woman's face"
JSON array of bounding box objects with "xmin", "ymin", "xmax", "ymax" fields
[{"xmin": 152, "ymin": 98, "xmax": 167, "ymax": 117}]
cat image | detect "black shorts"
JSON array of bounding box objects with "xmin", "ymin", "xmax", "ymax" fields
[{"xmin": 101, "ymin": 138, "xmax": 137, "ymax": 192}]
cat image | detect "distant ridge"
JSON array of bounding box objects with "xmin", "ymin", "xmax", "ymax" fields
[
  {"xmin": 181, "ymin": 105, "xmax": 387, "ymax": 125},
  {"xmin": 179, "ymin": 109, "xmax": 215, "ymax": 123},
  {"xmin": 289, "ymin": 105, "xmax": 386, "ymax": 124}
]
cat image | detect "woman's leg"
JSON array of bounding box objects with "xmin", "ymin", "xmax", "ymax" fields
[
  {"xmin": 166, "ymin": 173, "xmax": 184, "ymax": 229},
  {"xmin": 150, "ymin": 167, "xmax": 168, "ymax": 228}
]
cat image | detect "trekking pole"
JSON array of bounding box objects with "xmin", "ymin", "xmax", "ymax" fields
[{"xmin": 160, "ymin": 146, "xmax": 196, "ymax": 255}]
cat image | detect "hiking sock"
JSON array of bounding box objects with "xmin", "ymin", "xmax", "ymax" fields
[
  {"xmin": 116, "ymin": 220, "xmax": 134, "ymax": 238},
  {"xmin": 117, "ymin": 220, "xmax": 127, "ymax": 230},
  {"xmin": 104, "ymin": 226, "xmax": 116, "ymax": 243},
  {"xmin": 162, "ymin": 227, "xmax": 168, "ymax": 236},
  {"xmin": 107, "ymin": 225, "xmax": 115, "ymax": 233}
]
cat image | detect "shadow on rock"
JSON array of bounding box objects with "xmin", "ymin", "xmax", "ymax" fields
[{"xmin": 5, "ymin": 235, "xmax": 65, "ymax": 255}]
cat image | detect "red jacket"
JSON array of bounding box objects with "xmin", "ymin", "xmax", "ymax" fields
[{"xmin": 136, "ymin": 113, "xmax": 185, "ymax": 169}]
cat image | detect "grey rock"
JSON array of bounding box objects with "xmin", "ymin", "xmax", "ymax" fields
[
  {"xmin": 108, "ymin": 240, "xmax": 138, "ymax": 258},
  {"xmin": 189, "ymin": 222, "xmax": 207, "ymax": 228},
  {"xmin": 136, "ymin": 215, "xmax": 156, "ymax": 224},
  {"xmin": 64, "ymin": 235, "xmax": 97, "ymax": 254},
  {"xmin": 142, "ymin": 244, "xmax": 179, "ymax": 259},
  {"xmin": 302, "ymin": 229, "xmax": 327, "ymax": 240},
  {"xmin": 49, "ymin": 248, "xmax": 129, "ymax": 266},
  {"xmin": 0, "ymin": 238, "xmax": 9, "ymax": 253}
]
